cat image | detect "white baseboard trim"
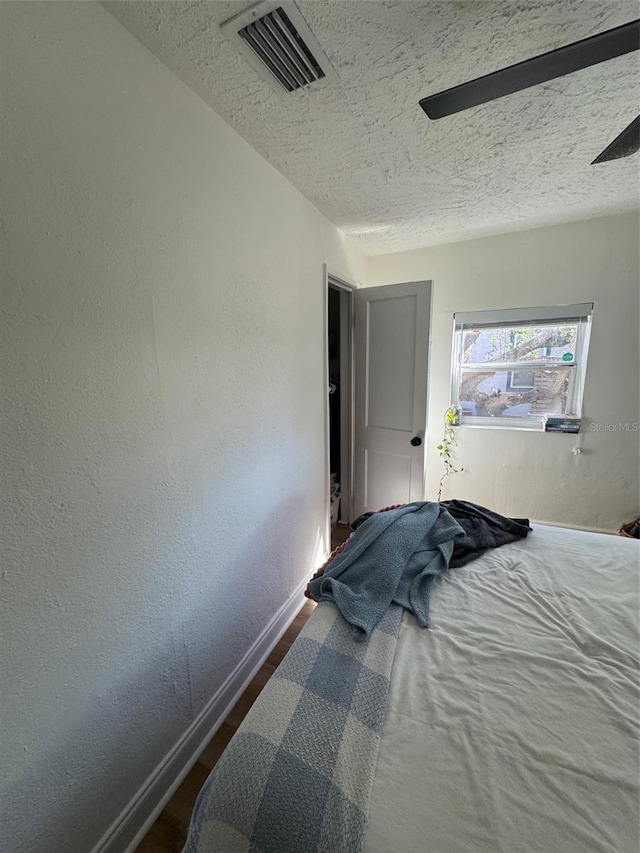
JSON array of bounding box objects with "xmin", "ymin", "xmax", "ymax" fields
[
  {"xmin": 90, "ymin": 570, "xmax": 316, "ymax": 853},
  {"xmin": 531, "ymin": 518, "xmax": 615, "ymax": 535}
]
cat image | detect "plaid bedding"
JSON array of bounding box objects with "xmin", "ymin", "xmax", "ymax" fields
[{"xmin": 183, "ymin": 601, "xmax": 403, "ymax": 853}]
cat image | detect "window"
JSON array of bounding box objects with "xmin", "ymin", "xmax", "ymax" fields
[
  {"xmin": 451, "ymin": 304, "xmax": 593, "ymax": 430},
  {"xmin": 506, "ymin": 370, "xmax": 535, "ymax": 391}
]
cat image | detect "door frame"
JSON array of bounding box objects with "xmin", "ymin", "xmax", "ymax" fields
[{"xmin": 323, "ymin": 265, "xmax": 356, "ymax": 553}]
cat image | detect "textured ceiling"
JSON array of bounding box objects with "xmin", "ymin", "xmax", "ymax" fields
[{"xmin": 105, "ymin": 0, "xmax": 640, "ymax": 254}]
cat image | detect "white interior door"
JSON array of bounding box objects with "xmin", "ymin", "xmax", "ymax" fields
[{"xmin": 353, "ymin": 281, "xmax": 432, "ymax": 518}]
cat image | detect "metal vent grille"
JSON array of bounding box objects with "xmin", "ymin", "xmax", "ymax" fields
[
  {"xmin": 222, "ymin": 2, "xmax": 336, "ymax": 95},
  {"xmin": 239, "ymin": 8, "xmax": 323, "ymax": 92}
]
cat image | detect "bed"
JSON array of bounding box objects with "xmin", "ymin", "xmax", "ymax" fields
[{"xmin": 184, "ymin": 522, "xmax": 639, "ymax": 853}]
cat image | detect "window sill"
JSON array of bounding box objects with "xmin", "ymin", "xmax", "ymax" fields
[
  {"xmin": 458, "ymin": 416, "xmax": 581, "ymax": 432},
  {"xmin": 459, "ymin": 418, "xmax": 544, "ymax": 432}
]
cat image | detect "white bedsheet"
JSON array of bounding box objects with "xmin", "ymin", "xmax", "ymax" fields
[{"xmin": 363, "ymin": 525, "xmax": 639, "ymax": 853}]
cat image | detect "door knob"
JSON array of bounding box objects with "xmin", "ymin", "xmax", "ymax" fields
[{"xmin": 410, "ymin": 436, "xmax": 422, "ymax": 447}]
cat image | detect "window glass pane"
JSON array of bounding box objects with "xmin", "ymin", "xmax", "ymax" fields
[
  {"xmin": 457, "ymin": 366, "xmax": 574, "ymax": 418},
  {"xmin": 508, "ymin": 370, "xmax": 535, "ymax": 389},
  {"xmin": 460, "ymin": 323, "xmax": 578, "ymax": 366}
]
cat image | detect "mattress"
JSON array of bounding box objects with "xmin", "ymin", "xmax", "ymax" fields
[
  {"xmin": 364, "ymin": 524, "xmax": 639, "ymax": 853},
  {"xmin": 186, "ymin": 524, "xmax": 639, "ymax": 853}
]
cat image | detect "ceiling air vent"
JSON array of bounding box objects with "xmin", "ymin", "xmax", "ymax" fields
[{"xmin": 222, "ymin": 1, "xmax": 336, "ymax": 95}]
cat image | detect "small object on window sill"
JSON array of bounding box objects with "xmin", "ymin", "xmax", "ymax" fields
[
  {"xmin": 544, "ymin": 417, "xmax": 581, "ymax": 434},
  {"xmin": 446, "ymin": 405, "xmax": 461, "ymax": 426}
]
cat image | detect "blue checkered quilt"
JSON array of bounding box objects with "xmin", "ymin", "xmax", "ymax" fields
[{"xmin": 183, "ymin": 601, "xmax": 403, "ymax": 853}]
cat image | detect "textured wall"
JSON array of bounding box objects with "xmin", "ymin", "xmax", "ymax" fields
[
  {"xmin": 0, "ymin": 4, "xmax": 364, "ymax": 852},
  {"xmin": 368, "ymin": 213, "xmax": 640, "ymax": 531}
]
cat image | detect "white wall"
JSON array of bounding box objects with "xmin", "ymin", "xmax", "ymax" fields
[
  {"xmin": 368, "ymin": 213, "xmax": 639, "ymax": 531},
  {"xmin": 0, "ymin": 4, "xmax": 365, "ymax": 852}
]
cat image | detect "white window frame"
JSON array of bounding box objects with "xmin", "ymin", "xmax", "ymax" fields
[{"xmin": 450, "ymin": 303, "xmax": 593, "ymax": 431}]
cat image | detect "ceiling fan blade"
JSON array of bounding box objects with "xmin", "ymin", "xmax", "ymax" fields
[
  {"xmin": 420, "ymin": 19, "xmax": 639, "ymax": 120},
  {"xmin": 591, "ymin": 115, "xmax": 640, "ymax": 164}
]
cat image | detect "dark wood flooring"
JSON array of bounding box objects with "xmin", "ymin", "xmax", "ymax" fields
[{"xmin": 134, "ymin": 524, "xmax": 351, "ymax": 852}]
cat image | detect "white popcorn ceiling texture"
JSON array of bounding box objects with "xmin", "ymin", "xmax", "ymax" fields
[{"xmin": 105, "ymin": 1, "xmax": 639, "ymax": 254}]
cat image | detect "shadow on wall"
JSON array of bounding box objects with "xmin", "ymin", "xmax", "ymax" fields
[{"xmin": 3, "ymin": 492, "xmax": 317, "ymax": 853}]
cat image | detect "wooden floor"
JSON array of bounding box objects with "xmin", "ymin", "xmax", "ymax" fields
[{"xmin": 135, "ymin": 524, "xmax": 352, "ymax": 853}]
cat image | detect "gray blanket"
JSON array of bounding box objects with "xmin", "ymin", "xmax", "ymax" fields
[
  {"xmin": 183, "ymin": 602, "xmax": 403, "ymax": 853},
  {"xmin": 351, "ymin": 500, "xmax": 532, "ymax": 570},
  {"xmin": 307, "ymin": 502, "xmax": 464, "ymax": 637},
  {"xmin": 440, "ymin": 499, "xmax": 531, "ymax": 567}
]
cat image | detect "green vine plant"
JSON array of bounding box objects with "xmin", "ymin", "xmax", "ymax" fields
[{"xmin": 436, "ymin": 406, "xmax": 463, "ymax": 501}]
